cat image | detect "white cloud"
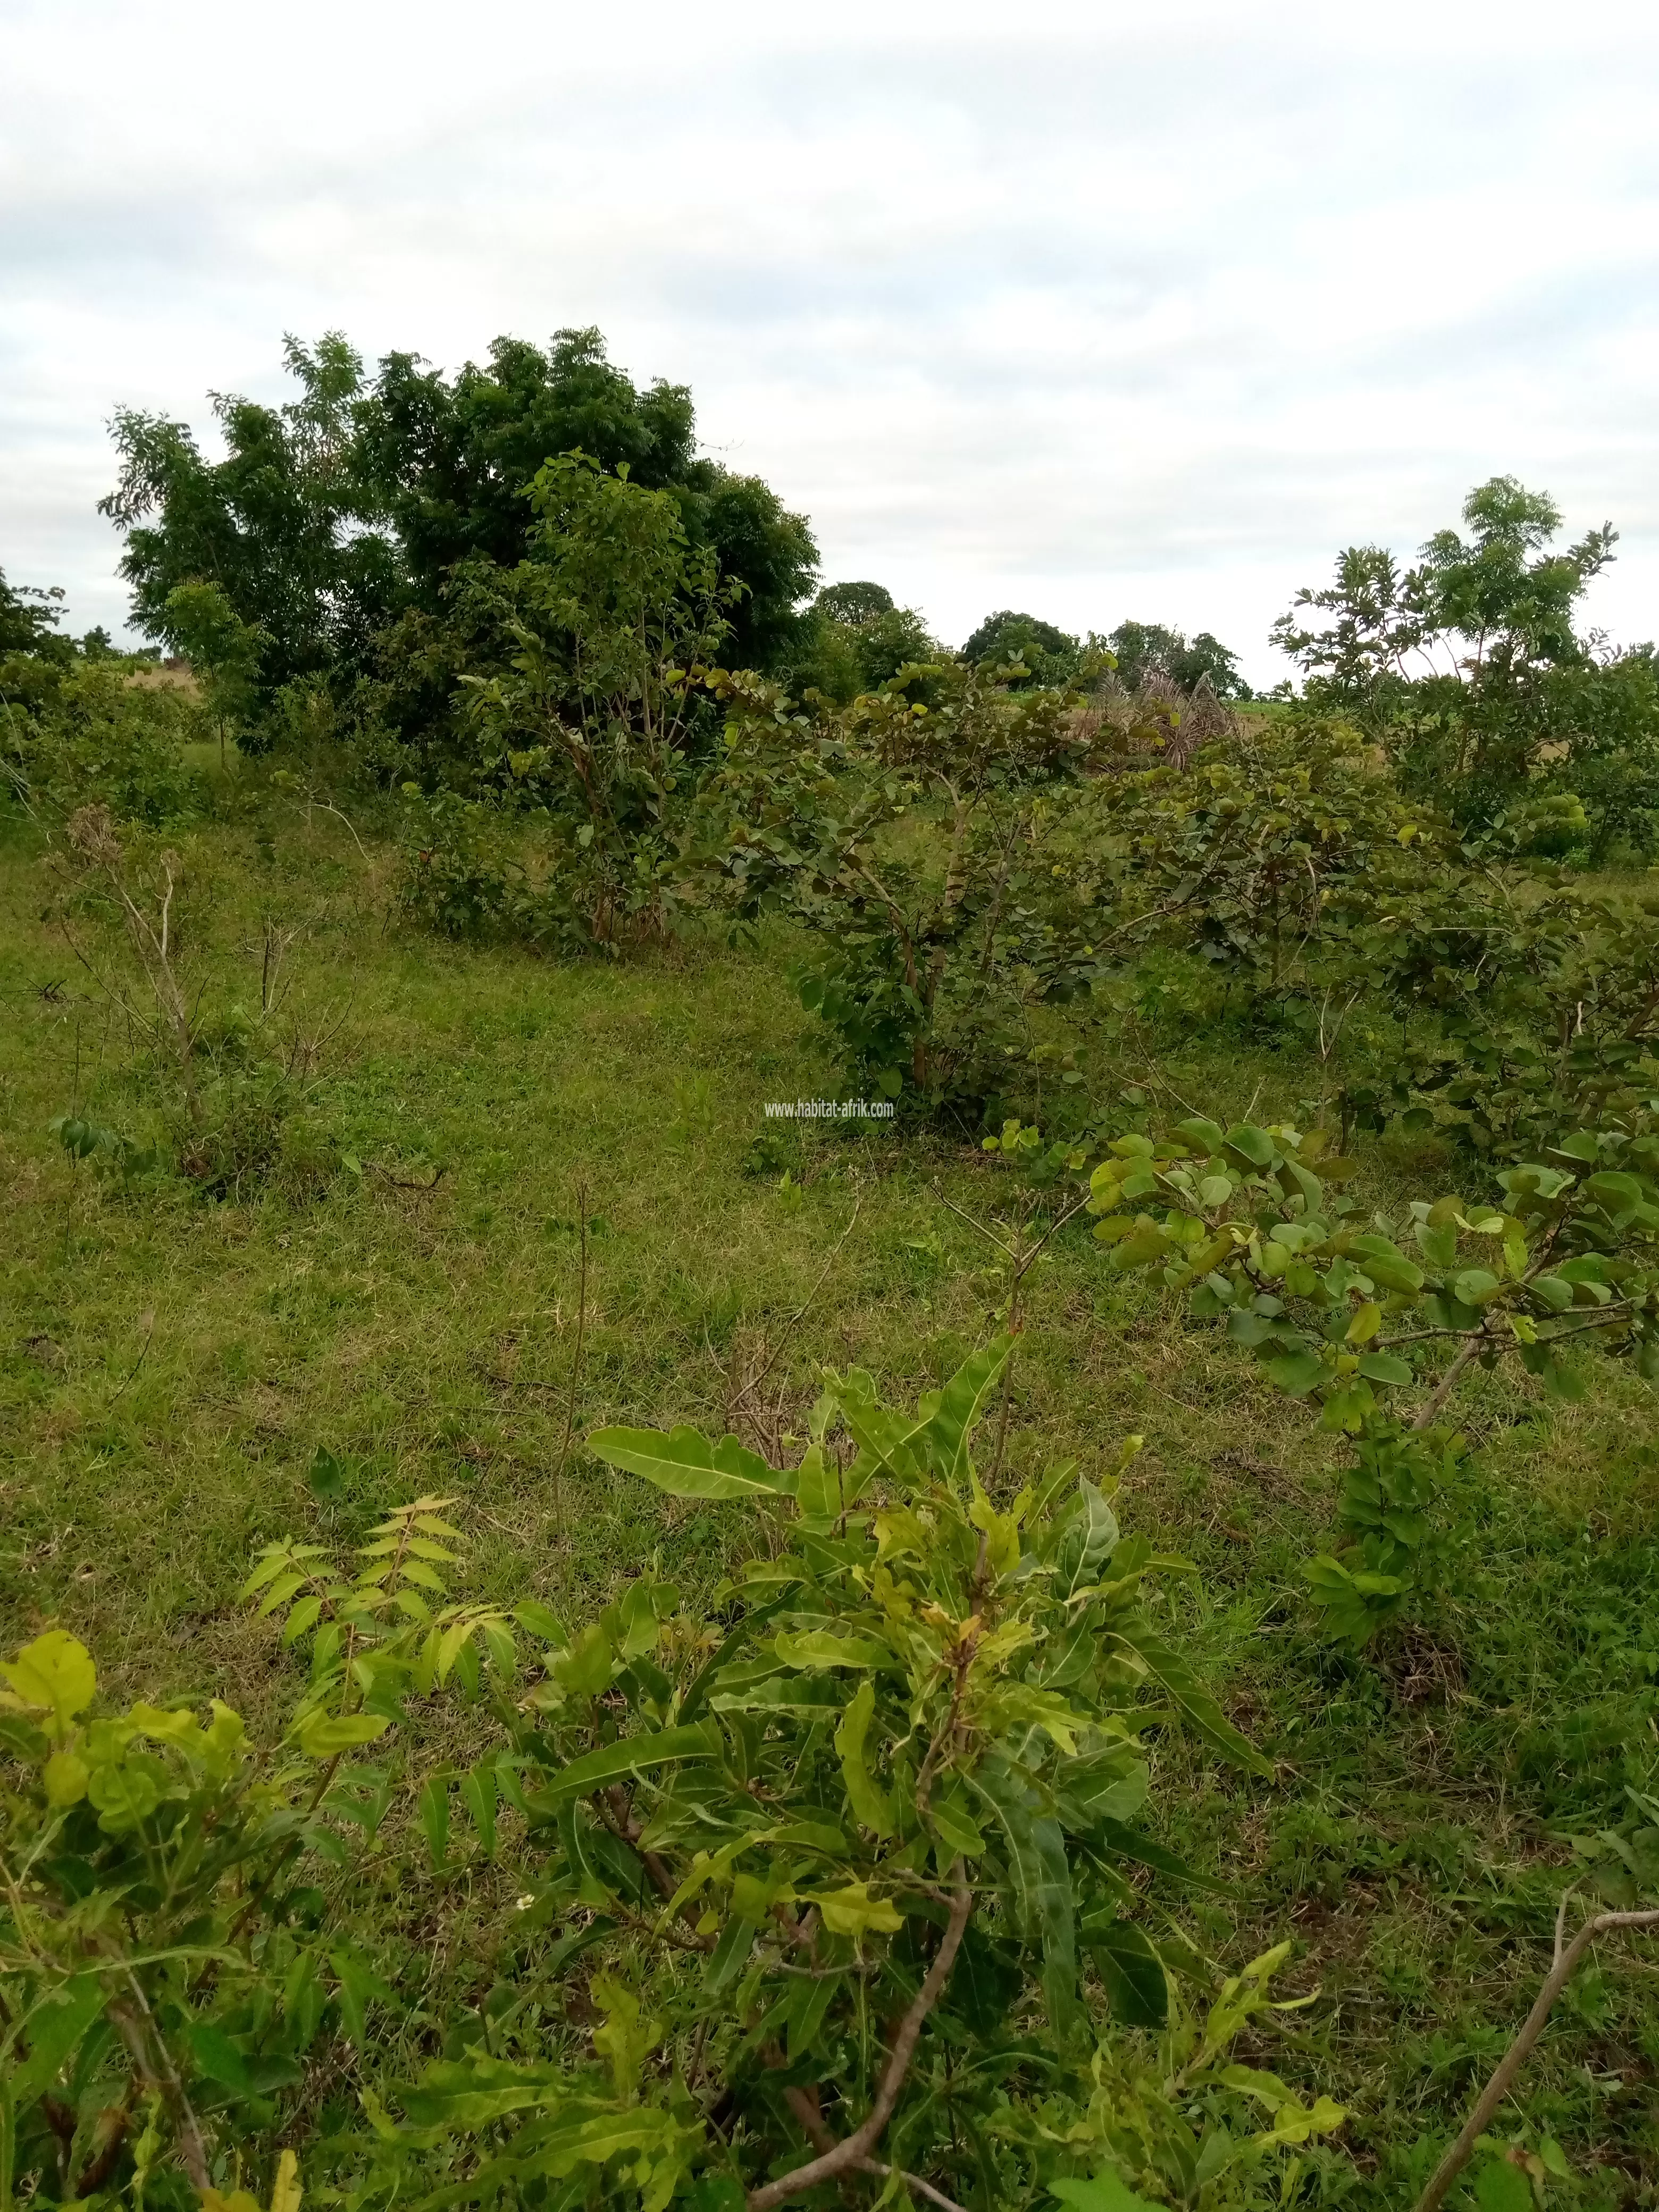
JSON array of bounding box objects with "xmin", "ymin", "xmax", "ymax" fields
[{"xmin": 3, "ymin": 0, "xmax": 1657, "ymax": 680}]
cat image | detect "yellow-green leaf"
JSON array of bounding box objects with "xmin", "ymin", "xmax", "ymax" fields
[
  {"xmin": 43, "ymin": 1749, "xmax": 90, "ymax": 1806},
  {"xmin": 811, "ymin": 1881, "xmax": 903, "ymax": 1937},
  {"xmin": 834, "ymin": 1679, "xmax": 892, "ymax": 1838},
  {"xmin": 2, "ymin": 1630, "xmax": 96, "ymax": 1736}
]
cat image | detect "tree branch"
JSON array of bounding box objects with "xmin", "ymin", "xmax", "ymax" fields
[
  {"xmin": 745, "ymin": 1866, "xmax": 973, "ymax": 2211},
  {"xmin": 1413, "ymin": 1908, "xmax": 1659, "ymax": 2212}
]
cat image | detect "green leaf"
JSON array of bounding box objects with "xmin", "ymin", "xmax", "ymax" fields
[
  {"xmin": 774, "ymin": 1629, "xmax": 889, "ymax": 1670},
  {"xmin": 1105, "ymin": 1626, "xmax": 1270, "ymax": 1774},
  {"xmin": 970, "ymin": 1764, "xmax": 1079, "ymax": 2032},
  {"xmin": 188, "ymin": 2022, "xmax": 252, "ymax": 2093},
  {"xmin": 1356, "ymin": 1351, "xmax": 1413, "ymax": 1385},
  {"xmin": 1087, "ymin": 1919, "xmax": 1168, "ymax": 2027},
  {"xmin": 1222, "ymin": 1123, "xmax": 1277, "ymax": 1168},
  {"xmin": 1091, "ymin": 1819, "xmax": 1235, "ymax": 1895},
  {"xmin": 460, "ymin": 1763, "xmax": 498, "ymax": 1858},
  {"xmin": 792, "ymin": 1443, "xmax": 841, "ymax": 1520},
  {"xmin": 586, "ymin": 1425, "xmax": 785, "ymax": 1500},
  {"xmin": 1051, "ymin": 2170, "xmax": 1163, "ymax": 2210},
  {"xmin": 810, "ymin": 1881, "xmax": 903, "ymax": 1937},
  {"xmin": 1264, "ymin": 1350, "xmax": 1327, "ymax": 1397},
  {"xmin": 704, "ymin": 1915, "xmax": 759, "ymax": 1990},
  {"xmin": 298, "ymin": 1711, "xmax": 391, "ymax": 1758},
  {"xmin": 923, "ymin": 1333, "xmax": 1015, "ymax": 1484},
  {"xmin": 834, "ymin": 1679, "xmax": 893, "ymax": 1838},
  {"xmin": 532, "ymin": 1724, "xmax": 722, "ymax": 1804},
  {"xmin": 86, "ymin": 1756, "xmax": 163, "ymax": 1832},
  {"xmin": 9, "ymin": 1976, "xmax": 105, "ymax": 2109},
  {"xmin": 2, "ymin": 1629, "xmax": 96, "ymax": 1733},
  {"xmin": 514, "ymin": 1598, "xmax": 566, "ymax": 1644},
  {"xmin": 1471, "ymin": 2161, "xmax": 1534, "ymax": 2212}
]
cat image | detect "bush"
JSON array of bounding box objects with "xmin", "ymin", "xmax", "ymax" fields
[
  {"xmin": 2, "ymin": 655, "xmax": 207, "ymax": 825},
  {"xmin": 1, "ymin": 1346, "xmax": 1348, "ymax": 2211}
]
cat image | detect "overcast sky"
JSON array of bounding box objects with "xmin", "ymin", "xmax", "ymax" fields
[{"xmin": 3, "ymin": 0, "xmax": 1656, "ymax": 684}]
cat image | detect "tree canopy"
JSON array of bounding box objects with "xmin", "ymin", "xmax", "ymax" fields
[{"xmin": 100, "ymin": 328, "xmax": 820, "ymax": 722}]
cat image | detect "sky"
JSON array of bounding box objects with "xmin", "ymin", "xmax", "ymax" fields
[{"xmin": 3, "ymin": 0, "xmax": 1657, "ymax": 687}]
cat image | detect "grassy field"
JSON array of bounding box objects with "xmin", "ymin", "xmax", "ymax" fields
[{"xmin": 3, "ymin": 788, "xmax": 1657, "ymax": 2203}]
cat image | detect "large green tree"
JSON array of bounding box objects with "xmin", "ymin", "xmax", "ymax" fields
[
  {"xmin": 100, "ymin": 328, "xmax": 819, "ymax": 746},
  {"xmin": 349, "ymin": 327, "xmax": 817, "ymax": 671},
  {"xmin": 100, "ymin": 334, "xmax": 404, "ymax": 701}
]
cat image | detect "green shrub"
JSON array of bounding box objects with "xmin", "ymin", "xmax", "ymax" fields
[
  {"xmin": 1, "ymin": 1348, "xmax": 1347, "ymax": 2212},
  {"xmin": 2, "ymin": 656, "xmax": 207, "ymax": 825}
]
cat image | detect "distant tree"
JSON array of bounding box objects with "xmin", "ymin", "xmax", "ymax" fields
[
  {"xmin": 103, "ymin": 329, "xmax": 820, "ymax": 752},
  {"xmin": 162, "ymin": 581, "xmax": 265, "ymax": 769},
  {"xmin": 1108, "ymin": 619, "xmax": 1251, "ymax": 699},
  {"xmin": 1273, "ymin": 478, "xmax": 1656, "ymax": 855},
  {"xmin": 1273, "ymin": 477, "xmax": 1615, "ymax": 717},
  {"xmin": 100, "ymin": 333, "xmax": 403, "ymax": 707},
  {"xmin": 814, "ymin": 580, "xmax": 894, "ymax": 624},
  {"xmin": 962, "ymin": 609, "xmax": 1077, "ymax": 667},
  {"xmin": 790, "ymin": 583, "xmax": 935, "ymax": 703},
  {"xmin": 0, "ymin": 568, "xmax": 67, "ymax": 658}
]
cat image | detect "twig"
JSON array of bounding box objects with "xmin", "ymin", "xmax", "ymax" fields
[
  {"xmin": 1410, "ymin": 1338, "xmax": 1482, "ymax": 1431},
  {"xmin": 858, "ymin": 2160, "xmax": 968, "ymax": 2212},
  {"xmin": 1413, "ymin": 1908, "xmax": 1659, "ymax": 2212},
  {"xmin": 105, "ymin": 1310, "xmax": 157, "ymax": 1412},
  {"xmin": 745, "ymin": 1865, "xmax": 973, "ymax": 2211}
]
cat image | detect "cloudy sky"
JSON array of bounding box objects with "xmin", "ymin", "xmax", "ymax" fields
[{"xmin": 3, "ymin": 0, "xmax": 1656, "ymax": 684}]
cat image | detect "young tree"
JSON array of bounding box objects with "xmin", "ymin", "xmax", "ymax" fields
[{"xmin": 161, "ymin": 581, "xmax": 265, "ymax": 768}]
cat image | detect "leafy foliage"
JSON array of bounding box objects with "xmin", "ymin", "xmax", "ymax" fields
[{"xmin": 1, "ymin": 1354, "xmax": 1345, "ymax": 2212}]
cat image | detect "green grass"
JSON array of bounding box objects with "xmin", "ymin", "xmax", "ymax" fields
[{"xmin": 3, "ymin": 798, "xmax": 1656, "ymax": 2204}]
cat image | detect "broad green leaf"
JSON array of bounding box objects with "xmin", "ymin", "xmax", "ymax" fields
[
  {"xmin": 297, "ymin": 1711, "xmax": 392, "ymax": 1758},
  {"xmin": 1104, "ymin": 1626, "xmax": 1270, "ymax": 1774},
  {"xmin": 1470, "ymin": 2161, "xmax": 1533, "ymax": 2212},
  {"xmin": 1222, "ymin": 1122, "xmax": 1277, "ymax": 1168},
  {"xmin": 86, "ymin": 1755, "xmax": 164, "ymax": 1832},
  {"xmin": 42, "ymin": 1749, "xmax": 89, "ymax": 1806},
  {"xmin": 708, "ymin": 1674, "xmax": 845, "ymax": 1716},
  {"xmin": 1051, "ymin": 2174, "xmax": 1162, "ymax": 2212},
  {"xmin": 970, "ymin": 1764, "xmax": 1079, "ymax": 2031},
  {"xmin": 1091, "ymin": 1818, "xmax": 1235, "ymax": 1895},
  {"xmin": 792, "ymin": 1443, "xmax": 841, "ymax": 1520},
  {"xmin": 834, "ymin": 1679, "xmax": 893, "ymax": 1837},
  {"xmin": 2, "ymin": 1629, "xmax": 96, "ymax": 1735},
  {"xmin": 586, "ymin": 1425, "xmax": 784, "ymax": 1500},
  {"xmin": 515, "ymin": 1597, "xmax": 567, "ymax": 1644},
  {"xmin": 810, "ymin": 1881, "xmax": 903, "ymax": 1937},
  {"xmin": 930, "ymin": 1788, "xmax": 987, "ymax": 1859},
  {"xmin": 1264, "ymin": 1350, "xmax": 1327, "ymax": 1398},
  {"xmin": 1356, "ymin": 1351, "xmax": 1412, "ymax": 1385},
  {"xmin": 1058, "ymin": 1480, "xmax": 1120, "ymax": 1600},
  {"xmin": 188, "ymin": 2022, "xmax": 253, "ymax": 2093}
]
